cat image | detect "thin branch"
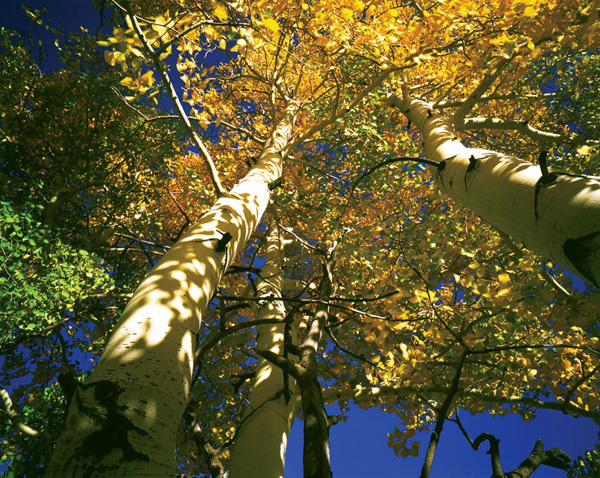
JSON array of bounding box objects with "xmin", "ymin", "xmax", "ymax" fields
[
  {"xmin": 1, "ymin": 387, "xmax": 52, "ymax": 459},
  {"xmin": 538, "ymin": 265, "xmax": 573, "ymax": 299},
  {"xmin": 216, "ymin": 294, "xmax": 402, "ymax": 321},
  {"xmin": 166, "ymin": 187, "xmax": 191, "ymax": 223},
  {"xmin": 113, "ymin": 232, "xmax": 169, "ymax": 250},
  {"xmin": 321, "ymin": 385, "xmax": 600, "ymax": 421},
  {"xmin": 337, "ymin": 156, "xmax": 437, "ymax": 221},
  {"xmin": 473, "ymin": 433, "xmax": 504, "ymax": 478},
  {"xmin": 325, "ymin": 325, "xmax": 377, "ymax": 368},
  {"xmin": 564, "ymin": 362, "xmax": 600, "ymax": 409},
  {"xmin": 451, "ymin": 56, "xmax": 511, "ymax": 127},
  {"xmin": 278, "ymin": 224, "xmax": 327, "ymax": 255},
  {"xmin": 420, "ymin": 352, "xmax": 468, "ymax": 478},
  {"xmin": 219, "ymin": 119, "xmax": 267, "ymax": 145},
  {"xmin": 435, "ymin": 92, "xmax": 556, "ymax": 109},
  {"xmin": 456, "ymin": 117, "xmax": 578, "ymax": 144},
  {"xmin": 192, "ymin": 318, "xmax": 283, "ymax": 383},
  {"xmin": 124, "ymin": 4, "xmax": 225, "ymax": 197},
  {"xmin": 351, "ymin": 156, "xmax": 438, "ymax": 191},
  {"xmin": 289, "ymin": 67, "xmax": 399, "ymax": 151},
  {"xmin": 183, "ymin": 410, "xmax": 225, "ymax": 478}
]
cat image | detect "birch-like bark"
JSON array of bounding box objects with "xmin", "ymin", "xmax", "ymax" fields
[
  {"xmin": 387, "ymin": 90, "xmax": 600, "ymax": 286},
  {"xmin": 46, "ymin": 100, "xmax": 300, "ymax": 477},
  {"xmin": 228, "ymin": 224, "xmax": 297, "ymax": 478},
  {"xmin": 258, "ymin": 248, "xmax": 337, "ymax": 478}
]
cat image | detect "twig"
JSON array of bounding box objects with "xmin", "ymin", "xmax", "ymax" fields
[{"xmin": 123, "ymin": 3, "xmax": 225, "ymax": 197}]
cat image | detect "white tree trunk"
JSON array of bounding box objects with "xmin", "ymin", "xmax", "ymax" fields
[
  {"xmin": 228, "ymin": 223, "xmax": 297, "ymax": 478},
  {"xmin": 46, "ymin": 100, "xmax": 300, "ymax": 477},
  {"xmin": 387, "ymin": 91, "xmax": 600, "ymax": 286}
]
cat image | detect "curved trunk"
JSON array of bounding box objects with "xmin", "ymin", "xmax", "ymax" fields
[
  {"xmin": 46, "ymin": 100, "xmax": 300, "ymax": 477},
  {"xmin": 387, "ymin": 90, "xmax": 600, "ymax": 286}
]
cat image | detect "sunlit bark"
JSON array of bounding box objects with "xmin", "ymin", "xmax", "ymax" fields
[
  {"xmin": 228, "ymin": 223, "xmax": 297, "ymax": 478},
  {"xmin": 46, "ymin": 100, "xmax": 300, "ymax": 477},
  {"xmin": 387, "ymin": 89, "xmax": 600, "ymax": 286}
]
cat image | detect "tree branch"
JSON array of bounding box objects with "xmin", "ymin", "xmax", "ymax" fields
[
  {"xmin": 457, "ymin": 117, "xmax": 576, "ymax": 144},
  {"xmin": 506, "ymin": 439, "xmax": 571, "ymax": 478},
  {"xmin": 420, "ymin": 352, "xmax": 468, "ymax": 478},
  {"xmin": 473, "ymin": 432, "xmax": 504, "ymax": 477},
  {"xmin": 451, "ymin": 57, "xmax": 511, "ymax": 128},
  {"xmin": 0, "ymin": 387, "xmax": 52, "ymax": 459},
  {"xmin": 123, "ymin": 4, "xmax": 225, "ymax": 197}
]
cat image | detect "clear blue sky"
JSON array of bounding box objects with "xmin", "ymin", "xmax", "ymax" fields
[{"xmin": 2, "ymin": 1, "xmax": 598, "ymax": 477}]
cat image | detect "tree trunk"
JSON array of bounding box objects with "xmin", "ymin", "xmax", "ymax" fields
[
  {"xmin": 228, "ymin": 223, "xmax": 297, "ymax": 478},
  {"xmin": 46, "ymin": 100, "xmax": 300, "ymax": 477},
  {"xmin": 387, "ymin": 90, "xmax": 600, "ymax": 286}
]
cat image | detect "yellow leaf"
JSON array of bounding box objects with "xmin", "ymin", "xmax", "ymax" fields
[
  {"xmin": 498, "ymin": 273, "xmax": 510, "ymax": 288},
  {"xmin": 119, "ymin": 76, "xmax": 135, "ymax": 87},
  {"xmin": 214, "ymin": 6, "xmax": 228, "ymax": 21},
  {"xmin": 523, "ymin": 6, "xmax": 536, "ymax": 17},
  {"xmin": 204, "ymin": 25, "xmax": 216, "ymax": 39},
  {"xmin": 577, "ymin": 145, "xmax": 592, "ymax": 155},
  {"xmin": 103, "ymin": 50, "xmax": 115, "ymax": 65},
  {"xmin": 129, "ymin": 46, "xmax": 144, "ymax": 58},
  {"xmin": 113, "ymin": 28, "xmax": 125, "ymax": 41},
  {"xmin": 140, "ymin": 70, "xmax": 155, "ymax": 88},
  {"xmin": 262, "ymin": 17, "xmax": 279, "ymax": 33},
  {"xmin": 340, "ymin": 8, "xmax": 353, "ymax": 20}
]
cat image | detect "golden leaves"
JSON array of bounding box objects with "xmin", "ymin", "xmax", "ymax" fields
[
  {"xmin": 340, "ymin": 8, "xmax": 354, "ymax": 20},
  {"xmin": 389, "ymin": 426, "xmax": 420, "ymax": 458},
  {"xmin": 261, "ymin": 17, "xmax": 279, "ymax": 33},
  {"xmin": 214, "ymin": 6, "xmax": 228, "ymax": 21}
]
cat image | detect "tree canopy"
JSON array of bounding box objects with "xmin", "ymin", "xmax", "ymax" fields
[{"xmin": 1, "ymin": 1, "xmax": 600, "ymax": 477}]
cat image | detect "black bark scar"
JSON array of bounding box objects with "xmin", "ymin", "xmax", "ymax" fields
[
  {"xmin": 464, "ymin": 155, "xmax": 477, "ymax": 192},
  {"xmin": 74, "ymin": 380, "xmax": 150, "ymax": 464},
  {"xmin": 563, "ymin": 230, "xmax": 600, "ymax": 287}
]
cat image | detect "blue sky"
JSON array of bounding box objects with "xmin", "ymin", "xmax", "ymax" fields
[
  {"xmin": 285, "ymin": 404, "xmax": 598, "ymax": 477},
  {"xmin": 2, "ymin": 1, "xmax": 598, "ymax": 477}
]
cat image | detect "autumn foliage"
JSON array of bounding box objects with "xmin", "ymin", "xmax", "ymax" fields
[{"xmin": 2, "ymin": 1, "xmax": 600, "ymax": 477}]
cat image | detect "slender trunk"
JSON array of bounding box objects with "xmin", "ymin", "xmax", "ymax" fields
[
  {"xmin": 228, "ymin": 224, "xmax": 297, "ymax": 478},
  {"xmin": 254, "ymin": 254, "xmax": 336, "ymax": 478},
  {"xmin": 46, "ymin": 101, "xmax": 300, "ymax": 477},
  {"xmin": 299, "ymin": 260, "xmax": 334, "ymax": 478},
  {"xmin": 387, "ymin": 90, "xmax": 600, "ymax": 286}
]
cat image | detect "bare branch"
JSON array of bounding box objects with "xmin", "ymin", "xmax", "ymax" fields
[
  {"xmin": 420, "ymin": 353, "xmax": 467, "ymax": 478},
  {"xmin": 473, "ymin": 433, "xmax": 504, "ymax": 478}
]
